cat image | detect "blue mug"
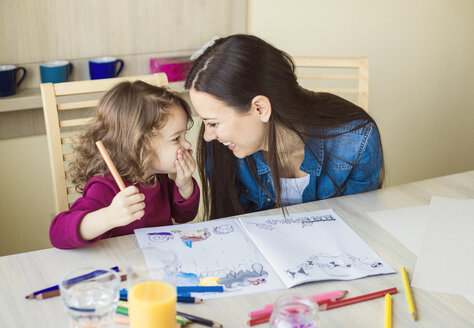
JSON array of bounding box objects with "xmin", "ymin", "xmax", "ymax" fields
[
  {"xmin": 89, "ymin": 57, "xmax": 124, "ymax": 80},
  {"xmin": 40, "ymin": 60, "xmax": 74, "ymax": 83},
  {"xmin": 0, "ymin": 65, "xmax": 27, "ymax": 97}
]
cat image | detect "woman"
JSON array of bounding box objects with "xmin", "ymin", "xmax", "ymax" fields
[{"xmin": 185, "ymin": 34, "xmax": 383, "ymax": 220}]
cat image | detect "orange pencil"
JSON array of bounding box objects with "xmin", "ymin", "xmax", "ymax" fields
[{"xmin": 95, "ymin": 140, "xmax": 126, "ymax": 190}]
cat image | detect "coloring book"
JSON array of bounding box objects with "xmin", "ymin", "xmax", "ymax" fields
[{"xmin": 134, "ymin": 209, "xmax": 395, "ymax": 299}]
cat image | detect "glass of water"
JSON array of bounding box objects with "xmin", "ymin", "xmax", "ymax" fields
[
  {"xmin": 269, "ymin": 294, "xmax": 320, "ymax": 328},
  {"xmin": 60, "ymin": 267, "xmax": 120, "ymax": 328}
]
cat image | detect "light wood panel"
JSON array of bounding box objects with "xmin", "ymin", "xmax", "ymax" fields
[
  {"xmin": 0, "ymin": 0, "xmax": 246, "ymax": 64},
  {"xmin": 0, "ymin": 0, "xmax": 246, "ymax": 90},
  {"xmin": 0, "ymin": 171, "xmax": 473, "ymax": 327}
]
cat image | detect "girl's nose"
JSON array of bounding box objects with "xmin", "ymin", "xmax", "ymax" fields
[{"xmin": 182, "ymin": 138, "xmax": 192, "ymax": 150}]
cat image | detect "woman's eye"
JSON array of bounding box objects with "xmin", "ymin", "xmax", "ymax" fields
[
  {"xmin": 207, "ymin": 122, "xmax": 218, "ymax": 128},
  {"xmin": 172, "ymin": 136, "xmax": 180, "ymax": 142}
]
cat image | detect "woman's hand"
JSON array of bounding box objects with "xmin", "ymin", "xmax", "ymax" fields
[
  {"xmin": 79, "ymin": 186, "xmax": 145, "ymax": 241},
  {"xmin": 174, "ymin": 147, "xmax": 196, "ymax": 199}
]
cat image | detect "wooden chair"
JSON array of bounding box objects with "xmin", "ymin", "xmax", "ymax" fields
[
  {"xmin": 41, "ymin": 73, "xmax": 169, "ymax": 214},
  {"xmin": 292, "ymin": 57, "xmax": 369, "ymax": 111}
]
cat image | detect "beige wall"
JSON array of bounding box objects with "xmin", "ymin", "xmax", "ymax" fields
[{"xmin": 248, "ymin": 0, "xmax": 474, "ymax": 186}]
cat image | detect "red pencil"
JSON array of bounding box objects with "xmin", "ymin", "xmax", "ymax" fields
[
  {"xmin": 247, "ymin": 314, "xmax": 271, "ymax": 326},
  {"xmin": 247, "ymin": 287, "xmax": 398, "ymax": 326},
  {"xmin": 321, "ymin": 287, "xmax": 398, "ymax": 310}
]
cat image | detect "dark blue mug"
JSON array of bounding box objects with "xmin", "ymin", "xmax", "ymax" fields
[
  {"xmin": 89, "ymin": 57, "xmax": 124, "ymax": 80},
  {"xmin": 0, "ymin": 65, "xmax": 27, "ymax": 97},
  {"xmin": 40, "ymin": 60, "xmax": 74, "ymax": 83}
]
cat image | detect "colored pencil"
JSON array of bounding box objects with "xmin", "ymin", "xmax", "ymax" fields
[
  {"xmin": 177, "ymin": 311, "xmax": 223, "ymax": 328},
  {"xmin": 177, "ymin": 286, "xmax": 224, "ymax": 293},
  {"xmin": 118, "ymin": 290, "xmax": 203, "ymax": 304},
  {"xmin": 247, "ymin": 288, "xmax": 398, "ymax": 326},
  {"xmin": 249, "ymin": 289, "xmax": 348, "ymax": 318},
  {"xmin": 95, "ymin": 140, "xmax": 126, "ymax": 190},
  {"xmin": 116, "ymin": 307, "xmax": 128, "ymax": 316},
  {"xmin": 176, "ymin": 315, "xmax": 191, "ymax": 325},
  {"xmin": 25, "ymin": 266, "xmax": 120, "ymax": 300},
  {"xmin": 401, "ymin": 266, "xmax": 418, "ymax": 320},
  {"xmin": 321, "ymin": 287, "xmax": 398, "ymax": 310},
  {"xmin": 178, "ymin": 296, "xmax": 203, "ymax": 303},
  {"xmin": 248, "ymin": 314, "xmax": 271, "ymax": 326},
  {"xmin": 385, "ymin": 294, "xmax": 392, "ymax": 328}
]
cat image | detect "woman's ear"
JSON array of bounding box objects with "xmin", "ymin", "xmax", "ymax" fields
[{"xmin": 251, "ymin": 95, "xmax": 272, "ymax": 123}]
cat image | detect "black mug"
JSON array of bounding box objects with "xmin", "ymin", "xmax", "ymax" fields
[{"xmin": 0, "ymin": 65, "xmax": 27, "ymax": 97}]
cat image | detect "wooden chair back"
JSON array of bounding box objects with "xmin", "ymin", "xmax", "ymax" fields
[
  {"xmin": 292, "ymin": 57, "xmax": 369, "ymax": 111},
  {"xmin": 41, "ymin": 73, "xmax": 169, "ymax": 214}
]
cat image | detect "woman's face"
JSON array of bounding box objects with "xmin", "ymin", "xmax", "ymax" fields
[{"xmin": 189, "ymin": 88, "xmax": 269, "ymax": 158}]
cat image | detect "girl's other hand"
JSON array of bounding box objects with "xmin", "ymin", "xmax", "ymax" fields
[
  {"xmin": 175, "ymin": 147, "xmax": 196, "ymax": 199},
  {"xmin": 106, "ymin": 186, "xmax": 145, "ymax": 228}
]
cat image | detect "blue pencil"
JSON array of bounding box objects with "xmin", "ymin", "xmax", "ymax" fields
[
  {"xmin": 25, "ymin": 266, "xmax": 119, "ymax": 299},
  {"xmin": 177, "ymin": 286, "xmax": 224, "ymax": 293},
  {"xmin": 178, "ymin": 296, "xmax": 203, "ymax": 303},
  {"xmin": 120, "ymin": 290, "xmax": 204, "ymax": 303}
]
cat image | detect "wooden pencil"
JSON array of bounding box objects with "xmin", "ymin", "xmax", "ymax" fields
[
  {"xmin": 385, "ymin": 293, "xmax": 392, "ymax": 328},
  {"xmin": 322, "ymin": 287, "xmax": 398, "ymax": 310},
  {"xmin": 95, "ymin": 140, "xmax": 126, "ymax": 190},
  {"xmin": 177, "ymin": 311, "xmax": 223, "ymax": 328},
  {"xmin": 401, "ymin": 267, "xmax": 418, "ymax": 320},
  {"xmin": 27, "ymin": 272, "xmax": 126, "ymax": 300}
]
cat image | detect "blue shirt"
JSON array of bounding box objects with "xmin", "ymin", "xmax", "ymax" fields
[{"xmin": 235, "ymin": 120, "xmax": 382, "ymax": 213}]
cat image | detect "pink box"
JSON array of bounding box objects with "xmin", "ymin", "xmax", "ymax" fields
[{"xmin": 149, "ymin": 56, "xmax": 192, "ymax": 82}]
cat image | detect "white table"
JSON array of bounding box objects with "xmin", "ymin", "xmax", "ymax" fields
[{"xmin": 1, "ymin": 171, "xmax": 474, "ymax": 327}]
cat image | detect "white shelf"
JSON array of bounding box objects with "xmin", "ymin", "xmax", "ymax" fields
[{"xmin": 0, "ymin": 81, "xmax": 187, "ymax": 114}]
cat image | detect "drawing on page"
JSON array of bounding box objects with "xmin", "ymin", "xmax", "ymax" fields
[
  {"xmin": 213, "ymin": 224, "xmax": 234, "ymax": 235},
  {"xmin": 176, "ymin": 263, "xmax": 269, "ymax": 289},
  {"xmin": 285, "ymin": 253, "xmax": 385, "ymax": 279},
  {"xmin": 176, "ymin": 270, "xmax": 201, "ymax": 286},
  {"xmin": 247, "ymin": 214, "xmax": 336, "ymax": 231},
  {"xmin": 147, "ymin": 232, "xmax": 174, "ymax": 243},
  {"xmin": 217, "ymin": 263, "xmax": 268, "ymax": 288},
  {"xmin": 172, "ymin": 228, "xmax": 211, "ymax": 248}
]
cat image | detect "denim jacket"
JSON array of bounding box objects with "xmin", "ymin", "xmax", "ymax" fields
[{"xmin": 235, "ymin": 121, "xmax": 382, "ymax": 213}]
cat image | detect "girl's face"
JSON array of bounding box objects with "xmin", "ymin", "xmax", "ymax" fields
[
  {"xmin": 147, "ymin": 106, "xmax": 192, "ymax": 175},
  {"xmin": 189, "ymin": 88, "xmax": 268, "ymax": 159}
]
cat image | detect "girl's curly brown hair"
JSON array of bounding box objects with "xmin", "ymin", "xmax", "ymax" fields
[{"xmin": 70, "ymin": 80, "xmax": 193, "ymax": 191}]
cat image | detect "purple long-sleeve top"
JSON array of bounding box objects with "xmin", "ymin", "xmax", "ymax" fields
[{"xmin": 49, "ymin": 174, "xmax": 200, "ymax": 249}]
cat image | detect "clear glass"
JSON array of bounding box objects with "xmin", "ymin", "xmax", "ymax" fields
[
  {"xmin": 269, "ymin": 294, "xmax": 320, "ymax": 328},
  {"xmin": 59, "ymin": 267, "xmax": 120, "ymax": 328},
  {"xmin": 126, "ymin": 247, "xmax": 177, "ymax": 328}
]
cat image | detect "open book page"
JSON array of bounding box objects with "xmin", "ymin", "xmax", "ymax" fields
[
  {"xmin": 134, "ymin": 218, "xmax": 284, "ymax": 299},
  {"xmin": 238, "ymin": 209, "xmax": 395, "ymax": 288}
]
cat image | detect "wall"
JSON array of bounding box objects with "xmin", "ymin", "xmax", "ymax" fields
[
  {"xmin": 0, "ymin": 0, "xmax": 245, "ymax": 256},
  {"xmin": 0, "ymin": 0, "xmax": 246, "ymax": 87},
  {"xmin": 247, "ymin": 0, "xmax": 474, "ymax": 186}
]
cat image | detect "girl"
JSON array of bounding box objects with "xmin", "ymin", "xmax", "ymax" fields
[
  {"xmin": 50, "ymin": 81, "xmax": 200, "ymax": 249},
  {"xmin": 185, "ymin": 34, "xmax": 383, "ymax": 220}
]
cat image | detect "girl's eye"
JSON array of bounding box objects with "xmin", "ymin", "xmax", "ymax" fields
[
  {"xmin": 172, "ymin": 136, "xmax": 180, "ymax": 142},
  {"xmin": 207, "ymin": 122, "xmax": 218, "ymax": 128}
]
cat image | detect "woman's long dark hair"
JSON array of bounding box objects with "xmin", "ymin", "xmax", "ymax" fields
[{"xmin": 185, "ymin": 34, "xmax": 383, "ymax": 220}]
